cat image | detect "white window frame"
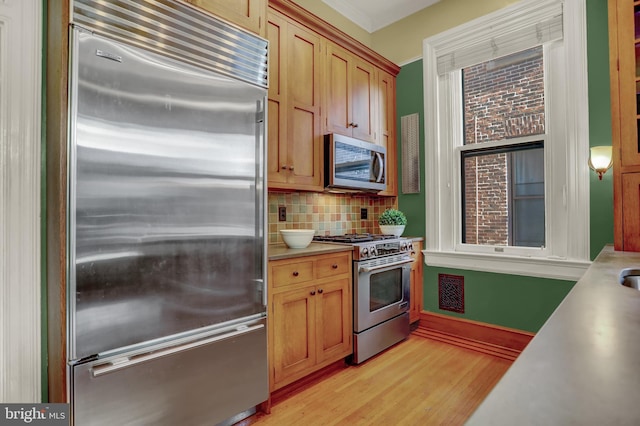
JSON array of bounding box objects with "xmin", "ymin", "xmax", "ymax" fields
[{"xmin": 423, "ymin": 0, "xmax": 591, "ymax": 281}]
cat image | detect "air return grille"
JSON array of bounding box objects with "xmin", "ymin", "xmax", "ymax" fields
[
  {"xmin": 72, "ymin": 0, "xmax": 268, "ymax": 88},
  {"xmin": 401, "ymin": 113, "xmax": 420, "ymax": 194},
  {"xmin": 438, "ymin": 273, "xmax": 465, "ymax": 313}
]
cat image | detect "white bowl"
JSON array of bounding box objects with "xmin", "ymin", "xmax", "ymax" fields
[{"xmin": 280, "ymin": 229, "xmax": 315, "ymax": 249}]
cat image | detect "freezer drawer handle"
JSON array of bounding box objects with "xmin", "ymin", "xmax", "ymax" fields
[{"xmin": 90, "ymin": 323, "xmax": 265, "ymax": 378}]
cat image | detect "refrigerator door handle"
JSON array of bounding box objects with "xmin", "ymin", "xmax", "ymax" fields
[{"xmin": 91, "ymin": 323, "xmax": 265, "ymax": 378}]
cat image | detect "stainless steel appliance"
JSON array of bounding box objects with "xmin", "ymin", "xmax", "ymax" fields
[
  {"xmin": 313, "ymin": 234, "xmax": 413, "ymax": 363},
  {"xmin": 67, "ymin": 1, "xmax": 268, "ymax": 425},
  {"xmin": 324, "ymin": 134, "xmax": 387, "ymax": 192}
]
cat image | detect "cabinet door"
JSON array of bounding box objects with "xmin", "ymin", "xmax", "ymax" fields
[
  {"xmin": 272, "ymin": 286, "xmax": 317, "ymax": 386},
  {"xmin": 287, "ymin": 21, "xmax": 323, "ymax": 188},
  {"xmin": 266, "ymin": 14, "xmax": 288, "ymax": 185},
  {"xmin": 188, "ymin": 0, "xmax": 266, "ymax": 36},
  {"xmin": 325, "ymin": 42, "xmax": 352, "ymax": 137},
  {"xmin": 267, "ymin": 11, "xmax": 323, "ymax": 191},
  {"xmin": 622, "ymin": 173, "xmax": 640, "ymax": 251},
  {"xmin": 315, "ymin": 278, "xmax": 352, "ymax": 363},
  {"xmin": 350, "ymin": 57, "xmax": 376, "ymax": 143},
  {"xmin": 377, "ymin": 69, "xmax": 398, "ymax": 196},
  {"xmin": 615, "ymin": 0, "xmax": 640, "ymax": 167}
]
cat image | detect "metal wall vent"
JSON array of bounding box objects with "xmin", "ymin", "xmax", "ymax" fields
[
  {"xmin": 72, "ymin": 0, "xmax": 268, "ymax": 88},
  {"xmin": 401, "ymin": 113, "xmax": 420, "ymax": 194},
  {"xmin": 438, "ymin": 273, "xmax": 465, "ymax": 313}
]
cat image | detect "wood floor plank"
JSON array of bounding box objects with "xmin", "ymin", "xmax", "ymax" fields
[{"xmin": 242, "ymin": 335, "xmax": 511, "ymax": 425}]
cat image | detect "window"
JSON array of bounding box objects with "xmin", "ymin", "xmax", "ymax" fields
[
  {"xmin": 422, "ymin": 0, "xmax": 591, "ymax": 280},
  {"xmin": 461, "ymin": 46, "xmax": 545, "ymax": 248}
]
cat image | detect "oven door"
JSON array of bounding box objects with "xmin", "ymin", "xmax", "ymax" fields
[{"xmin": 353, "ymin": 255, "xmax": 412, "ymax": 332}]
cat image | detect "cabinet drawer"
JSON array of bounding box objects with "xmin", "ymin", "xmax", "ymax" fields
[
  {"xmin": 316, "ymin": 254, "xmax": 351, "ymax": 279},
  {"xmin": 271, "ymin": 260, "xmax": 314, "ymax": 288}
]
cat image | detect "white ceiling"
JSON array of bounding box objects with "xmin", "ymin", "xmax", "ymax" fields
[{"xmin": 322, "ymin": 0, "xmax": 440, "ymax": 33}]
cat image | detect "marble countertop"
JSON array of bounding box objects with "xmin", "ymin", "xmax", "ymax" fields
[{"xmin": 467, "ymin": 245, "xmax": 640, "ymax": 425}]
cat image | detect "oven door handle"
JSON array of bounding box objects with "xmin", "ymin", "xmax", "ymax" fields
[{"xmin": 359, "ymin": 258, "xmax": 414, "ymax": 273}]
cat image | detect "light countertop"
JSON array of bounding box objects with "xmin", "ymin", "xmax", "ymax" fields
[
  {"xmin": 467, "ymin": 245, "xmax": 640, "ymax": 425},
  {"xmin": 268, "ymin": 242, "xmax": 353, "ymax": 261}
]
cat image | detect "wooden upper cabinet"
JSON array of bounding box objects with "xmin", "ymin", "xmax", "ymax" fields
[
  {"xmin": 267, "ymin": 10, "xmax": 324, "ymax": 191},
  {"xmin": 609, "ymin": 0, "xmax": 640, "ymax": 250},
  {"xmin": 325, "ymin": 42, "xmax": 376, "ymax": 143},
  {"xmin": 377, "ymin": 69, "xmax": 398, "ymax": 196},
  {"xmin": 186, "ymin": 0, "xmax": 267, "ymax": 37},
  {"xmin": 266, "ymin": 0, "xmax": 400, "ymax": 193},
  {"xmin": 611, "ymin": 0, "xmax": 640, "ymax": 167}
]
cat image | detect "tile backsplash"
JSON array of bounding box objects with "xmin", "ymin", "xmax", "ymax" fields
[{"xmin": 268, "ymin": 192, "xmax": 397, "ymax": 244}]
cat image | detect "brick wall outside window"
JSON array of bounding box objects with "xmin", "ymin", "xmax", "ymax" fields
[{"xmin": 462, "ymin": 47, "xmax": 544, "ymax": 245}]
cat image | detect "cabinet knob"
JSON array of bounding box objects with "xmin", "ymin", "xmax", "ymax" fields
[
  {"xmin": 310, "ymin": 290, "xmax": 316, "ymax": 295},
  {"xmin": 332, "ymin": 264, "xmax": 338, "ymax": 269},
  {"xmin": 292, "ymin": 271, "xmax": 299, "ymax": 277},
  {"xmin": 289, "ymin": 166, "xmax": 294, "ymax": 171},
  {"xmin": 318, "ymin": 288, "xmax": 323, "ymax": 294},
  {"xmin": 281, "ymin": 165, "xmax": 287, "ymax": 170},
  {"xmin": 349, "ymin": 122, "xmax": 359, "ymax": 128}
]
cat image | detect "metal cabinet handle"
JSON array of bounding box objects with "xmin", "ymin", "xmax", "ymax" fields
[
  {"xmin": 310, "ymin": 290, "xmax": 316, "ymax": 295},
  {"xmin": 293, "ymin": 271, "xmax": 299, "ymax": 277},
  {"xmin": 349, "ymin": 122, "xmax": 359, "ymax": 128},
  {"xmin": 318, "ymin": 288, "xmax": 323, "ymax": 294},
  {"xmin": 332, "ymin": 264, "xmax": 338, "ymax": 269}
]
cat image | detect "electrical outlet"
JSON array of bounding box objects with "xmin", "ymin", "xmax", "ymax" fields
[
  {"xmin": 360, "ymin": 208, "xmax": 368, "ymax": 219},
  {"xmin": 278, "ymin": 206, "xmax": 287, "ymax": 221}
]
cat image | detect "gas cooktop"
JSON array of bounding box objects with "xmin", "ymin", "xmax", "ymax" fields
[{"xmin": 312, "ymin": 233, "xmax": 398, "ymax": 243}]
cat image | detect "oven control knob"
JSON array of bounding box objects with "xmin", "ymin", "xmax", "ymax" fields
[
  {"xmin": 361, "ymin": 247, "xmax": 369, "ymax": 258},
  {"xmin": 408, "ymin": 242, "xmax": 414, "ymax": 253},
  {"xmin": 401, "ymin": 242, "xmax": 408, "ymax": 251},
  {"xmin": 370, "ymin": 247, "xmax": 377, "ymax": 257}
]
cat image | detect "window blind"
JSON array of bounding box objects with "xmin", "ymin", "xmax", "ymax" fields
[{"xmin": 436, "ymin": 6, "xmax": 562, "ymax": 75}]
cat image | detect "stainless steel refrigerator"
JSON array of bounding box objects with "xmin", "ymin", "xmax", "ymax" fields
[{"xmin": 66, "ymin": 1, "xmax": 268, "ymax": 424}]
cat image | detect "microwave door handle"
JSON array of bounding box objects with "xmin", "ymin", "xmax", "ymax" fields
[{"xmin": 374, "ymin": 152, "xmax": 384, "ymax": 183}]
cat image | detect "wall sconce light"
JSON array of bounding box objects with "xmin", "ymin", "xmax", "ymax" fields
[{"xmin": 588, "ymin": 146, "xmax": 613, "ymax": 180}]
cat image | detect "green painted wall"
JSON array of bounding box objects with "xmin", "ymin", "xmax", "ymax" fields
[
  {"xmin": 396, "ymin": 60, "xmax": 426, "ymax": 239},
  {"xmin": 397, "ymin": 0, "xmax": 613, "ymax": 333},
  {"xmin": 423, "ymin": 268, "xmax": 575, "ymax": 331},
  {"xmin": 587, "ymin": 0, "xmax": 615, "ymax": 260}
]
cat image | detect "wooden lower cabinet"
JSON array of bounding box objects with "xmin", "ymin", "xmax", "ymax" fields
[
  {"xmin": 409, "ymin": 240, "xmax": 423, "ymax": 324},
  {"xmin": 268, "ymin": 251, "xmax": 352, "ymax": 391},
  {"xmin": 622, "ymin": 173, "xmax": 640, "ymax": 252}
]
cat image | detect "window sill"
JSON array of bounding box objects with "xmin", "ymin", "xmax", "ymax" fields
[{"xmin": 422, "ymin": 250, "xmax": 590, "ymax": 281}]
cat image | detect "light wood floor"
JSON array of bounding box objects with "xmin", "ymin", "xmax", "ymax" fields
[{"xmin": 243, "ymin": 334, "xmax": 512, "ymax": 426}]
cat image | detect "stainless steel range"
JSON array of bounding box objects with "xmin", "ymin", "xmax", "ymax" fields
[{"xmin": 313, "ymin": 234, "xmax": 414, "ymax": 363}]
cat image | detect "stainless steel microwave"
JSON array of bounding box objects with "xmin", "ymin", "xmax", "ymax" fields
[{"xmin": 324, "ymin": 133, "xmax": 386, "ymax": 192}]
